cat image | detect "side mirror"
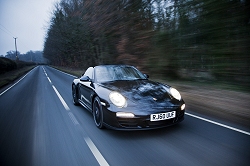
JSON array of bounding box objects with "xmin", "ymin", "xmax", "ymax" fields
[
  {"xmin": 144, "ymin": 74, "xmax": 149, "ymax": 79},
  {"xmin": 80, "ymin": 76, "xmax": 91, "ymax": 82}
]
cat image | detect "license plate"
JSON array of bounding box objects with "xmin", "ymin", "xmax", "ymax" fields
[{"xmin": 150, "ymin": 111, "xmax": 176, "ymax": 121}]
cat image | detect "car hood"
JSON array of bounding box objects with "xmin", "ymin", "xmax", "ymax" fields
[{"xmin": 99, "ymin": 79, "xmax": 177, "ymax": 108}]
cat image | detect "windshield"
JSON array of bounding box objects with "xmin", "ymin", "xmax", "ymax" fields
[{"xmin": 95, "ymin": 66, "xmax": 146, "ymax": 82}]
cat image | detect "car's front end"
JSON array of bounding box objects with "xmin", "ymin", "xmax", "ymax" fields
[
  {"xmin": 97, "ymin": 80, "xmax": 185, "ymax": 130},
  {"xmin": 102, "ymin": 103, "xmax": 185, "ymax": 130}
]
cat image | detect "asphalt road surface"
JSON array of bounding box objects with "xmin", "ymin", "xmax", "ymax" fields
[{"xmin": 0, "ymin": 66, "xmax": 249, "ymax": 166}]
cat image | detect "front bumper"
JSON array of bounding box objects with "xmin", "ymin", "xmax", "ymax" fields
[{"xmin": 102, "ymin": 105, "xmax": 185, "ymax": 130}]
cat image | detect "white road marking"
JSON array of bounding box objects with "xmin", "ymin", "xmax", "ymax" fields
[
  {"xmin": 0, "ymin": 67, "xmax": 37, "ymax": 96},
  {"xmin": 1, "ymin": 66, "xmax": 108, "ymax": 165},
  {"xmin": 42, "ymin": 66, "xmax": 70, "ymax": 111},
  {"xmin": 42, "ymin": 67, "xmax": 47, "ymax": 74},
  {"xmin": 185, "ymin": 112, "xmax": 250, "ymax": 136},
  {"xmin": 52, "ymin": 85, "xmax": 70, "ymax": 111},
  {"xmin": 50, "ymin": 66, "xmax": 78, "ymax": 78},
  {"xmin": 68, "ymin": 112, "xmax": 79, "ymax": 125},
  {"xmin": 43, "ymin": 67, "xmax": 109, "ymax": 165},
  {"xmin": 84, "ymin": 137, "xmax": 110, "ymax": 166},
  {"xmin": 47, "ymin": 77, "xmax": 52, "ymax": 84}
]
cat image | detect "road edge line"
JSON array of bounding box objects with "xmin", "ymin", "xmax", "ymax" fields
[
  {"xmin": 185, "ymin": 112, "xmax": 250, "ymax": 136},
  {"xmin": 0, "ymin": 67, "xmax": 37, "ymax": 96}
]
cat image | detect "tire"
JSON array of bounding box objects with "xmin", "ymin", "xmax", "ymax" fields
[
  {"xmin": 93, "ymin": 97, "xmax": 104, "ymax": 129},
  {"xmin": 72, "ymin": 84, "xmax": 79, "ymax": 105}
]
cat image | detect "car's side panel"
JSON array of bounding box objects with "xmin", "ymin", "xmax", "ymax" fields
[{"xmin": 79, "ymin": 82, "xmax": 94, "ymax": 110}]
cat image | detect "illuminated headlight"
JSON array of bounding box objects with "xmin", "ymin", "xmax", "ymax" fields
[
  {"xmin": 109, "ymin": 91, "xmax": 126, "ymax": 108},
  {"xmin": 116, "ymin": 112, "xmax": 135, "ymax": 118},
  {"xmin": 170, "ymin": 87, "xmax": 181, "ymax": 101},
  {"xmin": 181, "ymin": 104, "xmax": 185, "ymax": 110}
]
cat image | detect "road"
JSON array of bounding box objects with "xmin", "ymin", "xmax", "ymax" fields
[{"xmin": 0, "ymin": 66, "xmax": 249, "ymax": 166}]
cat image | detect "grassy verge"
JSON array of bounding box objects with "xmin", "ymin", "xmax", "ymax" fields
[
  {"xmin": 159, "ymin": 79, "xmax": 250, "ymax": 129},
  {"xmin": 0, "ymin": 66, "xmax": 36, "ymax": 89},
  {"xmin": 51, "ymin": 66, "xmax": 84, "ymax": 77}
]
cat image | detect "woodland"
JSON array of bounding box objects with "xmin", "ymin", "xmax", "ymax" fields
[{"xmin": 43, "ymin": 0, "xmax": 250, "ymax": 82}]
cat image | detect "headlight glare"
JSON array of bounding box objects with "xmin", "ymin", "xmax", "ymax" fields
[
  {"xmin": 170, "ymin": 87, "xmax": 181, "ymax": 101},
  {"xmin": 109, "ymin": 91, "xmax": 126, "ymax": 108}
]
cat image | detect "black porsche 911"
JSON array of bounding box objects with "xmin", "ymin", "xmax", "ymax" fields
[{"xmin": 72, "ymin": 65, "xmax": 185, "ymax": 130}]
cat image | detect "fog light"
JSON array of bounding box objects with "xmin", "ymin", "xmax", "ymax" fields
[
  {"xmin": 181, "ymin": 104, "xmax": 185, "ymax": 110},
  {"xmin": 116, "ymin": 112, "xmax": 135, "ymax": 118}
]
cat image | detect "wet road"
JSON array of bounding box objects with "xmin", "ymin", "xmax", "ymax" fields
[{"xmin": 0, "ymin": 66, "xmax": 249, "ymax": 166}]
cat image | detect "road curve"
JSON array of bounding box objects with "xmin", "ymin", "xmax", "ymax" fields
[{"xmin": 0, "ymin": 66, "xmax": 249, "ymax": 166}]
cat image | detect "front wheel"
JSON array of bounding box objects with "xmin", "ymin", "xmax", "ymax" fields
[{"xmin": 93, "ymin": 97, "xmax": 104, "ymax": 129}]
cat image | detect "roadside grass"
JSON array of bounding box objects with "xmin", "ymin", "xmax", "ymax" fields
[
  {"xmin": 154, "ymin": 78, "xmax": 250, "ymax": 129},
  {"xmin": 0, "ymin": 66, "xmax": 36, "ymax": 89},
  {"xmin": 152, "ymin": 77, "xmax": 250, "ymax": 93},
  {"xmin": 51, "ymin": 66, "xmax": 84, "ymax": 78}
]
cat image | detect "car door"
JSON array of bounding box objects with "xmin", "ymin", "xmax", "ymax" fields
[{"xmin": 79, "ymin": 67, "xmax": 94, "ymax": 110}]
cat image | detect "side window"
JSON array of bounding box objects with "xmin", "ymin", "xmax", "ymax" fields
[{"xmin": 84, "ymin": 67, "xmax": 94, "ymax": 79}]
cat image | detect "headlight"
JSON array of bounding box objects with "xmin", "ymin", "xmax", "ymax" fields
[
  {"xmin": 181, "ymin": 104, "xmax": 185, "ymax": 110},
  {"xmin": 170, "ymin": 87, "xmax": 181, "ymax": 101},
  {"xmin": 109, "ymin": 91, "xmax": 126, "ymax": 108}
]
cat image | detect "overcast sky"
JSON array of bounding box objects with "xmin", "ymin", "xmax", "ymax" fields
[{"xmin": 0, "ymin": 0, "xmax": 59, "ymax": 56}]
